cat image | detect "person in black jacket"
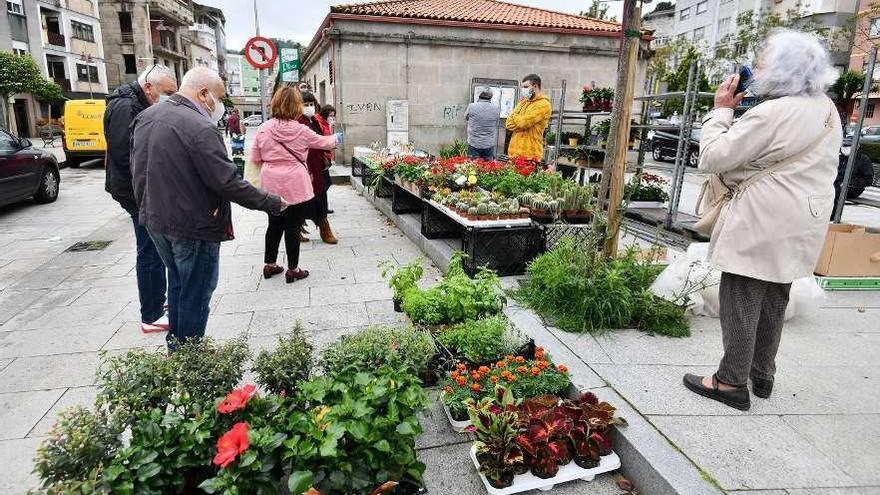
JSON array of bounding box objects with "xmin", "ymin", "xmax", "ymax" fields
[
  {"xmin": 104, "ymin": 64, "xmax": 177, "ymax": 334},
  {"xmin": 131, "ymin": 67, "xmax": 289, "ymax": 351}
]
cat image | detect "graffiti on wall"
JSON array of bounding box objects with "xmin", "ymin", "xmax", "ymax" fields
[
  {"xmin": 345, "ymin": 101, "xmax": 383, "ymax": 114},
  {"xmin": 442, "ymin": 104, "xmax": 467, "ymax": 121}
]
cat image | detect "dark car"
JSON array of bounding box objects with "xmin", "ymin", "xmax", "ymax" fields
[
  {"xmin": 0, "ymin": 128, "xmax": 60, "ymax": 208},
  {"xmin": 650, "ymin": 127, "xmax": 701, "ymax": 167}
]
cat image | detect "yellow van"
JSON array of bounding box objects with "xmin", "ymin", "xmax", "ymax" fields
[{"xmin": 63, "ymin": 99, "xmax": 106, "ymax": 166}]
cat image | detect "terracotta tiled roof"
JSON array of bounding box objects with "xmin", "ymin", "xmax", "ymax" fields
[{"xmin": 331, "ymin": 0, "xmax": 622, "ymax": 33}]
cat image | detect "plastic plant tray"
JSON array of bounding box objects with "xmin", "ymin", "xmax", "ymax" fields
[
  {"xmin": 428, "ymin": 200, "xmax": 532, "ymax": 228},
  {"xmin": 441, "ymin": 394, "xmax": 472, "ymax": 433},
  {"xmin": 469, "ymin": 444, "xmax": 621, "ymax": 494}
]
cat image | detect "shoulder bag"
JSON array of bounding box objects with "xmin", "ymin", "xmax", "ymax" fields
[{"xmin": 693, "ymin": 102, "xmax": 835, "ymax": 236}]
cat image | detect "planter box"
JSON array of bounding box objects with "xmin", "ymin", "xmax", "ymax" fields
[
  {"xmin": 392, "ymin": 183, "xmax": 424, "ymax": 214},
  {"xmin": 441, "ymin": 394, "xmax": 472, "ymax": 432},
  {"xmin": 469, "ymin": 444, "xmax": 621, "ymax": 495},
  {"xmin": 628, "ymin": 201, "xmax": 665, "ymax": 209}
]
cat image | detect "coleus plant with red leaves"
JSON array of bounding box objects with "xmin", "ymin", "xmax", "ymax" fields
[{"xmin": 514, "ymin": 396, "xmax": 573, "ymax": 479}]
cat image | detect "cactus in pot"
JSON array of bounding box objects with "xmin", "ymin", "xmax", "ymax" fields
[
  {"xmin": 488, "ymin": 203, "xmax": 501, "ymax": 220},
  {"xmin": 467, "ymin": 206, "xmax": 478, "ymax": 220},
  {"xmin": 476, "ymin": 202, "xmax": 489, "ymax": 220}
]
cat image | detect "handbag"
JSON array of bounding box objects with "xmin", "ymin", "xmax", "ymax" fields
[{"xmin": 693, "ymin": 102, "xmax": 835, "ymax": 236}]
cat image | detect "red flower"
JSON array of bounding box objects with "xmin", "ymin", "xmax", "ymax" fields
[
  {"xmin": 213, "ymin": 422, "xmax": 250, "ymax": 468},
  {"xmin": 217, "ymin": 384, "xmax": 256, "ymax": 414}
]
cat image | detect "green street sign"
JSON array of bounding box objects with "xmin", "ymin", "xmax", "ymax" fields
[{"xmin": 280, "ymin": 48, "xmax": 300, "ymax": 82}]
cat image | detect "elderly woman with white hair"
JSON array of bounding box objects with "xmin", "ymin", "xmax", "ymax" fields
[{"xmin": 683, "ymin": 30, "xmax": 841, "ymax": 411}]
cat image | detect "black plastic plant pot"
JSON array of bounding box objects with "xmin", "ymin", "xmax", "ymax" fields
[
  {"xmin": 393, "ymin": 298, "xmax": 403, "ymax": 313},
  {"xmin": 390, "ymin": 476, "xmax": 428, "ymax": 494},
  {"xmin": 531, "ymin": 465, "xmax": 559, "ymax": 480},
  {"xmin": 418, "ymin": 367, "xmax": 438, "ymax": 387},
  {"xmin": 574, "ymin": 456, "xmax": 599, "ymax": 470},
  {"xmin": 488, "ymin": 474, "xmax": 515, "ymax": 489}
]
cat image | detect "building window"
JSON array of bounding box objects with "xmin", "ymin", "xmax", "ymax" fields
[
  {"xmin": 76, "ymin": 63, "xmax": 99, "ymax": 82},
  {"xmin": 123, "ymin": 54, "xmax": 137, "ymax": 74},
  {"xmin": 13, "ymin": 47, "xmax": 27, "ymax": 56},
  {"xmin": 696, "ymin": 1, "xmax": 708, "ymax": 14},
  {"xmin": 680, "ymin": 7, "xmax": 691, "ymax": 20},
  {"xmin": 734, "ymin": 42, "xmax": 747, "ymax": 56},
  {"xmin": 693, "ymin": 26, "xmax": 706, "ymax": 40},
  {"xmin": 119, "ymin": 12, "xmax": 133, "ymax": 43},
  {"xmin": 871, "ymin": 18, "xmax": 880, "ymax": 38},
  {"xmin": 717, "ymin": 17, "xmax": 731, "ymax": 35},
  {"xmin": 70, "ymin": 20, "xmax": 94, "ymax": 42},
  {"xmin": 867, "ymin": 104, "xmax": 875, "ymax": 118},
  {"xmin": 7, "ymin": 0, "xmax": 23, "ymax": 15}
]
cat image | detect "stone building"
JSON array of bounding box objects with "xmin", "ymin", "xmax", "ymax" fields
[
  {"xmin": 2, "ymin": 0, "xmax": 108, "ymax": 136},
  {"xmin": 300, "ymin": 0, "xmax": 648, "ymax": 163},
  {"xmin": 848, "ymin": 0, "xmax": 880, "ymax": 125},
  {"xmin": 190, "ymin": 2, "xmax": 226, "ymax": 76}
]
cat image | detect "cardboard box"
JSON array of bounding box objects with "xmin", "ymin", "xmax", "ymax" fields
[{"xmin": 814, "ymin": 224, "xmax": 880, "ymax": 277}]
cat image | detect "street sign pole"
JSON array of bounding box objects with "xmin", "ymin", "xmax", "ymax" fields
[{"xmin": 254, "ymin": 0, "xmax": 267, "ymax": 121}]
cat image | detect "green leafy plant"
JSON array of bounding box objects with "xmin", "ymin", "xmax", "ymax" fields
[
  {"xmin": 253, "ymin": 324, "xmax": 314, "ymax": 396},
  {"xmin": 169, "ymin": 337, "xmax": 251, "ymax": 405},
  {"xmin": 95, "ymin": 348, "xmax": 175, "ymax": 423},
  {"xmin": 380, "ymin": 257, "xmax": 425, "ymax": 303},
  {"xmin": 34, "ymin": 406, "xmax": 123, "ymax": 488},
  {"xmin": 514, "ymin": 237, "xmax": 688, "ymax": 336},
  {"xmin": 437, "ymin": 139, "xmax": 469, "ymax": 159},
  {"xmin": 467, "ymin": 391, "xmax": 525, "ymax": 489},
  {"xmin": 436, "ymin": 315, "xmax": 525, "ymax": 363},
  {"xmin": 319, "ymin": 325, "xmax": 436, "ymax": 375},
  {"xmin": 624, "ymin": 172, "xmax": 670, "ymax": 203}
]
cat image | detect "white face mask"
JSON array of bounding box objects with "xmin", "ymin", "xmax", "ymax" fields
[
  {"xmin": 158, "ymin": 94, "xmax": 171, "ymax": 103},
  {"xmin": 521, "ymin": 86, "xmax": 533, "ymax": 99},
  {"xmin": 206, "ymin": 91, "xmax": 226, "ymax": 123},
  {"xmin": 303, "ymin": 106, "xmax": 316, "ymax": 118}
]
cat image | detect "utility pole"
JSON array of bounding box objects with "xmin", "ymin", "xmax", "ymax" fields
[
  {"xmin": 254, "ymin": 0, "xmax": 268, "ymax": 121},
  {"xmin": 598, "ymin": 0, "xmax": 642, "ymax": 257},
  {"xmin": 834, "ymin": 46, "xmax": 877, "ymax": 222}
]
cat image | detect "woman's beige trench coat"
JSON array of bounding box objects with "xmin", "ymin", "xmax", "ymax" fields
[{"xmin": 699, "ymin": 95, "xmax": 842, "ymax": 284}]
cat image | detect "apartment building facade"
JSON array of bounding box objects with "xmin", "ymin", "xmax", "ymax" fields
[
  {"xmin": 848, "ymin": 0, "xmax": 880, "ymax": 124},
  {"xmin": 190, "ymin": 2, "xmax": 225, "ymax": 76},
  {"xmin": 226, "ymin": 51, "xmax": 278, "ymax": 118},
  {"xmin": 4, "ymin": 0, "xmax": 108, "ymax": 136}
]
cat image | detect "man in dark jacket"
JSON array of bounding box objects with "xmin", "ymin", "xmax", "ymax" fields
[
  {"xmin": 104, "ymin": 64, "xmax": 177, "ymax": 334},
  {"xmin": 131, "ymin": 67, "xmax": 288, "ymax": 350}
]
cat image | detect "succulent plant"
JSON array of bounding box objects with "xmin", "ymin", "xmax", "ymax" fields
[
  {"xmin": 548, "ymin": 200, "xmax": 560, "ymax": 211},
  {"xmin": 468, "ymin": 206, "xmax": 478, "ymax": 216},
  {"xmin": 477, "ymin": 203, "xmax": 489, "ymax": 215},
  {"xmin": 533, "ymin": 200, "xmax": 549, "ymax": 210},
  {"xmin": 456, "ymin": 201, "xmax": 468, "ymax": 211},
  {"xmin": 489, "ymin": 204, "xmax": 501, "ymax": 216}
]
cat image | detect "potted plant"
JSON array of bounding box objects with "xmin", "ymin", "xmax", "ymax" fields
[
  {"xmin": 580, "ymin": 85, "xmax": 598, "ymax": 112},
  {"xmin": 515, "ymin": 404, "xmax": 572, "ymax": 479},
  {"xmin": 566, "ymin": 132, "xmax": 583, "ymax": 147},
  {"xmin": 561, "ymin": 185, "xmax": 593, "ymax": 223},
  {"xmin": 625, "ymin": 172, "xmax": 670, "ymax": 208},
  {"xmin": 381, "ymin": 258, "xmax": 424, "ymax": 313},
  {"xmin": 467, "ymin": 394, "xmax": 525, "ymax": 489},
  {"xmin": 599, "ymin": 88, "xmax": 614, "ymax": 111},
  {"xmin": 467, "ymin": 206, "xmax": 478, "ymax": 221}
]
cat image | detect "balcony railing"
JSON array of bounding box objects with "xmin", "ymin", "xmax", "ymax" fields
[
  {"xmin": 121, "ymin": 31, "xmax": 134, "ymax": 43},
  {"xmin": 46, "ymin": 31, "xmax": 66, "ymax": 47},
  {"xmin": 149, "ymin": 0, "xmax": 194, "ymax": 26}
]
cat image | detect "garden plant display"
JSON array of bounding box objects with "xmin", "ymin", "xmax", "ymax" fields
[
  {"xmin": 515, "ymin": 237, "xmax": 690, "ymax": 337},
  {"xmin": 624, "ymin": 172, "xmax": 670, "ymax": 204},
  {"xmin": 400, "ymin": 252, "xmax": 506, "ymax": 326},
  {"xmin": 319, "ymin": 324, "xmax": 436, "ymax": 377},
  {"xmin": 380, "ymin": 257, "xmax": 425, "ymax": 312},
  {"xmin": 31, "ymin": 327, "xmax": 432, "ymax": 495},
  {"xmin": 435, "ymin": 314, "xmax": 530, "ymax": 365},
  {"xmin": 580, "ymin": 85, "xmax": 614, "ymax": 112},
  {"xmin": 441, "ymin": 346, "xmax": 571, "ymax": 422}
]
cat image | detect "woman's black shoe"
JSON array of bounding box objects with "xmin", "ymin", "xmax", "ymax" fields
[
  {"xmin": 683, "ymin": 373, "xmax": 751, "ymax": 411},
  {"xmin": 751, "ymin": 376, "xmax": 774, "ymax": 398}
]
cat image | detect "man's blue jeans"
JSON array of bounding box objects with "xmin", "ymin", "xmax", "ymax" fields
[
  {"xmin": 130, "ymin": 213, "xmax": 167, "ymax": 324},
  {"xmin": 468, "ymin": 145, "xmax": 494, "ymax": 160},
  {"xmin": 146, "ymin": 229, "xmax": 220, "ymax": 350}
]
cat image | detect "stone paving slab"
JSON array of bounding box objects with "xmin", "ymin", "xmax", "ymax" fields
[
  {"xmin": 782, "ymin": 414, "xmax": 880, "ymax": 486},
  {"xmin": 0, "ymin": 389, "xmax": 64, "ymax": 440},
  {"xmin": 0, "ymin": 437, "xmax": 43, "ymax": 494},
  {"xmin": 30, "ymin": 386, "xmax": 99, "ymax": 437},
  {"xmin": 0, "ymin": 352, "xmax": 100, "ymax": 393},
  {"xmin": 650, "ymin": 415, "xmax": 857, "ymax": 491},
  {"xmin": 0, "ymin": 323, "xmax": 119, "ymax": 359}
]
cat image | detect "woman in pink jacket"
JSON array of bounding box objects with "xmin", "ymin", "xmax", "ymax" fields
[{"xmin": 250, "ymin": 86, "xmax": 339, "ymax": 283}]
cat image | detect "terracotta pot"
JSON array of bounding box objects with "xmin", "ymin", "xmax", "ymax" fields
[{"xmin": 568, "ymin": 137, "xmax": 580, "ymax": 146}]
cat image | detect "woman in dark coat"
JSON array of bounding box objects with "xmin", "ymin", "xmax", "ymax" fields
[{"xmin": 296, "ymin": 91, "xmax": 337, "ymax": 244}]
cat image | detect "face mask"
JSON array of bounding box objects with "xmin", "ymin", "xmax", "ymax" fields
[
  {"xmin": 327, "ymin": 117, "xmax": 336, "ymax": 125},
  {"xmin": 521, "ymin": 87, "xmax": 533, "ymax": 99},
  {"xmin": 206, "ymin": 91, "xmax": 226, "ymax": 123},
  {"xmin": 303, "ymin": 106, "xmax": 316, "ymax": 118},
  {"xmin": 158, "ymin": 94, "xmax": 171, "ymax": 103}
]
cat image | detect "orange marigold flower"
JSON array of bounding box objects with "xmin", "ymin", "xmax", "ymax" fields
[
  {"xmin": 536, "ymin": 346, "xmax": 545, "ymax": 353},
  {"xmin": 508, "ymin": 375, "xmax": 518, "ymax": 382},
  {"xmin": 490, "ymin": 375, "xmax": 500, "ymax": 383},
  {"xmin": 471, "ymin": 372, "xmax": 482, "ymax": 381},
  {"xmin": 505, "ymin": 355, "xmax": 515, "ymax": 361},
  {"xmin": 515, "ymin": 356, "xmax": 525, "ymax": 363},
  {"xmin": 531, "ymin": 368, "xmax": 541, "ymax": 376},
  {"xmin": 471, "ymin": 383, "xmax": 481, "ymax": 392},
  {"xmin": 517, "ymin": 366, "xmax": 528, "ymax": 374},
  {"xmin": 456, "ymin": 376, "xmax": 467, "ymax": 386},
  {"xmin": 496, "ymin": 361, "xmax": 506, "ymax": 368},
  {"xmin": 443, "ymin": 386, "xmax": 454, "ymax": 394},
  {"xmin": 451, "ymin": 370, "xmax": 460, "ymax": 379},
  {"xmin": 536, "ymin": 360, "xmax": 549, "ymax": 370},
  {"xmin": 557, "ymin": 364, "xmax": 569, "ymax": 373},
  {"xmin": 479, "ymin": 366, "xmax": 490, "ymax": 373},
  {"xmin": 456, "ymin": 363, "xmax": 467, "ymax": 371}
]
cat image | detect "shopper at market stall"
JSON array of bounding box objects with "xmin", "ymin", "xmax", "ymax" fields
[
  {"xmin": 251, "ymin": 86, "xmax": 340, "ymax": 283},
  {"xmin": 683, "ymin": 29, "xmax": 841, "ymax": 411},
  {"xmin": 465, "ymin": 89, "xmax": 501, "ymax": 159},
  {"xmin": 298, "ymin": 91, "xmax": 338, "ymax": 244},
  {"xmin": 505, "ymin": 74, "xmax": 552, "ymax": 160},
  {"xmin": 131, "ymin": 67, "xmax": 288, "ymax": 351},
  {"xmin": 319, "ymin": 104, "xmax": 337, "ymax": 214}
]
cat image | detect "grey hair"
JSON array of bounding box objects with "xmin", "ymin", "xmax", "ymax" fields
[
  {"xmin": 750, "ymin": 29, "xmax": 837, "ymax": 98},
  {"xmin": 137, "ymin": 64, "xmax": 176, "ymax": 86},
  {"xmin": 180, "ymin": 66, "xmax": 223, "ymax": 91}
]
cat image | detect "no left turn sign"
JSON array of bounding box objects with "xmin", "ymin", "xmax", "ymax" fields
[{"xmin": 244, "ymin": 36, "xmax": 277, "ymax": 70}]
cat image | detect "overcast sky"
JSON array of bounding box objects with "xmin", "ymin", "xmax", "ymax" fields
[{"xmin": 200, "ymin": 0, "xmax": 627, "ymax": 51}]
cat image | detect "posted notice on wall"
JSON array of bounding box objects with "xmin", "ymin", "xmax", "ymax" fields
[{"xmin": 386, "ymin": 100, "xmax": 409, "ymax": 132}]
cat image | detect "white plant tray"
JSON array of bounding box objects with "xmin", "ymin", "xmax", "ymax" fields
[
  {"xmin": 442, "ymin": 396, "xmax": 472, "ymax": 433},
  {"xmin": 628, "ymin": 201, "xmax": 666, "ymax": 209},
  {"xmin": 469, "ymin": 444, "xmax": 620, "ymax": 494},
  {"xmin": 428, "ymin": 200, "xmax": 533, "ymax": 228}
]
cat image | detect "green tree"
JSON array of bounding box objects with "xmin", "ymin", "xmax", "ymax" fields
[
  {"xmin": 0, "ymin": 51, "xmax": 55, "ymax": 129},
  {"xmin": 830, "ymin": 70, "xmax": 866, "ymax": 123},
  {"xmin": 581, "ymin": 0, "xmax": 616, "ymax": 22},
  {"xmin": 651, "ymin": 1, "xmax": 675, "ymax": 13},
  {"xmin": 661, "ymin": 46, "xmax": 712, "ymax": 115}
]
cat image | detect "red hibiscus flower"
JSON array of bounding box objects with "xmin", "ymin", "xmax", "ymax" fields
[
  {"xmin": 217, "ymin": 384, "xmax": 257, "ymax": 414},
  {"xmin": 213, "ymin": 422, "xmax": 250, "ymax": 468}
]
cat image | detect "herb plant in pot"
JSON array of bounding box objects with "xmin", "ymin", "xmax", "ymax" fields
[{"xmin": 381, "ymin": 258, "xmax": 424, "ymax": 313}]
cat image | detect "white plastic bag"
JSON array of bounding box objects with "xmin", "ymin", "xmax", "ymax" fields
[{"xmin": 650, "ymin": 243, "xmax": 825, "ymax": 321}]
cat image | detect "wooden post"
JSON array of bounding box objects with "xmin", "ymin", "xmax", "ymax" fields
[{"xmin": 599, "ymin": 0, "xmax": 641, "ymax": 257}]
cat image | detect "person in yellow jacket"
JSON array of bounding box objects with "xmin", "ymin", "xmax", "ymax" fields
[{"xmin": 505, "ymin": 74, "xmax": 552, "ymax": 160}]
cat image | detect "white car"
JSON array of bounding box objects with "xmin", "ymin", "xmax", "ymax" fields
[{"xmin": 241, "ymin": 115, "xmax": 263, "ymax": 127}]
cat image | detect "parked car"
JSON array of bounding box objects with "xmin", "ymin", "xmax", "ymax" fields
[
  {"xmin": 241, "ymin": 115, "xmax": 263, "ymax": 127},
  {"xmin": 0, "ymin": 127, "xmax": 60, "ymax": 207},
  {"xmin": 650, "ymin": 127, "xmax": 701, "ymax": 167},
  {"xmin": 842, "ymin": 124, "xmax": 880, "ymax": 148}
]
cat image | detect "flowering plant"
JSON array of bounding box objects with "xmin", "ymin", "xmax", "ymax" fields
[
  {"xmin": 625, "ymin": 172, "xmax": 670, "ymax": 203},
  {"xmin": 217, "ymin": 384, "xmax": 256, "ymax": 414},
  {"xmin": 213, "ymin": 422, "xmax": 249, "ymax": 468}
]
